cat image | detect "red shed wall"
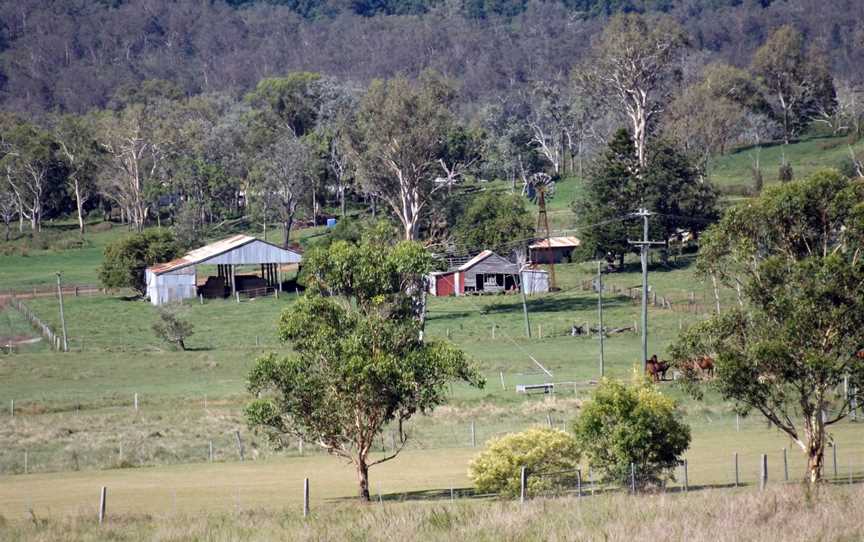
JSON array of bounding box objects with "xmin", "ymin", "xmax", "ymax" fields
[{"xmin": 436, "ymin": 273, "xmax": 456, "ymax": 296}]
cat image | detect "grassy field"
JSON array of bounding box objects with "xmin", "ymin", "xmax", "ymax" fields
[
  {"xmin": 710, "ymin": 135, "xmax": 863, "ymax": 189},
  {"xmin": 1, "ymin": 484, "xmax": 863, "ymax": 541}
]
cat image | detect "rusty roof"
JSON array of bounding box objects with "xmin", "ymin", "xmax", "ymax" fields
[{"xmin": 529, "ymin": 236, "xmax": 581, "ymax": 249}]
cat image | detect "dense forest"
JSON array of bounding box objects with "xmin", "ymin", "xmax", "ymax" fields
[
  {"xmin": 1, "ymin": 1, "xmax": 862, "ymax": 262},
  {"xmin": 1, "ymin": 0, "xmax": 862, "ymax": 114}
]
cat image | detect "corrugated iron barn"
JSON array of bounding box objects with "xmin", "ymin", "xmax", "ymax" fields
[
  {"xmin": 529, "ymin": 236, "xmax": 581, "ymax": 264},
  {"xmin": 145, "ymin": 235, "xmax": 302, "ymax": 306},
  {"xmin": 428, "ymin": 250, "xmax": 549, "ymax": 296}
]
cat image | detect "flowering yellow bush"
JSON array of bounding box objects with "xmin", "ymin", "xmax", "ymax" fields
[{"xmin": 468, "ymin": 427, "xmax": 579, "ymax": 498}]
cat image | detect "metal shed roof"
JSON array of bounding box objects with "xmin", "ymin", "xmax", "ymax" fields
[
  {"xmin": 457, "ymin": 250, "xmax": 494, "ymax": 271},
  {"xmin": 148, "ymin": 235, "xmax": 302, "ymax": 275},
  {"xmin": 529, "ymin": 236, "xmax": 581, "ymax": 249}
]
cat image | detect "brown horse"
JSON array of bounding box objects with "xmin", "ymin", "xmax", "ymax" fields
[
  {"xmin": 645, "ymin": 355, "xmax": 670, "ymax": 382},
  {"xmin": 681, "ymin": 356, "xmax": 715, "ymax": 379}
]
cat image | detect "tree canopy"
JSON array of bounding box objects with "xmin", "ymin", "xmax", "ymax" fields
[
  {"xmin": 573, "ymin": 129, "xmax": 718, "ymax": 264},
  {"xmin": 671, "ymin": 169, "xmax": 864, "ymax": 483},
  {"xmin": 98, "ymin": 229, "xmax": 180, "ymax": 296},
  {"xmin": 245, "ymin": 233, "xmax": 484, "ymax": 500},
  {"xmin": 454, "ymin": 191, "xmax": 535, "ymax": 257}
]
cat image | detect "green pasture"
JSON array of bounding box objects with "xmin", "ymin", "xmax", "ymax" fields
[{"xmin": 710, "ymin": 135, "xmax": 863, "ymax": 189}]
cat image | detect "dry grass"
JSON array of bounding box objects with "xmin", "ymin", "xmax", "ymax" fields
[{"xmin": 1, "ymin": 485, "xmax": 862, "ymax": 541}]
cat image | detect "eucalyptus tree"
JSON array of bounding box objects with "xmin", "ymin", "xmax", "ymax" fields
[
  {"xmin": 53, "ymin": 114, "xmax": 100, "ymax": 235},
  {"xmin": 0, "ymin": 121, "xmax": 58, "ymax": 233},
  {"xmin": 672, "ymin": 170, "xmax": 864, "ymax": 483},
  {"xmin": 349, "ymin": 71, "xmax": 456, "ymax": 241},
  {"xmin": 751, "ymin": 26, "xmax": 836, "ymax": 144},
  {"xmin": 575, "ymin": 13, "xmax": 688, "ymax": 170},
  {"xmin": 246, "ymin": 233, "xmax": 483, "ymax": 500}
]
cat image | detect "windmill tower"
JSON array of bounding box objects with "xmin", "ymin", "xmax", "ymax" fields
[{"xmin": 525, "ymin": 172, "xmax": 557, "ymax": 290}]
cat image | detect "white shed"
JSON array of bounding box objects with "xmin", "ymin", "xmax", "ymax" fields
[
  {"xmin": 146, "ymin": 235, "xmax": 302, "ymax": 306},
  {"xmin": 520, "ymin": 268, "xmax": 549, "ymax": 295}
]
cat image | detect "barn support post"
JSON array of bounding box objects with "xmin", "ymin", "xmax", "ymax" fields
[{"xmin": 230, "ymin": 265, "xmax": 236, "ymax": 296}]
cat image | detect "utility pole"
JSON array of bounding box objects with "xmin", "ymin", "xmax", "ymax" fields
[
  {"xmin": 596, "ymin": 260, "xmax": 605, "ymax": 378},
  {"xmin": 628, "ymin": 209, "xmax": 663, "ymax": 372},
  {"xmin": 56, "ymin": 272, "xmax": 68, "ymax": 352},
  {"xmin": 519, "ymin": 270, "xmax": 532, "ymax": 339}
]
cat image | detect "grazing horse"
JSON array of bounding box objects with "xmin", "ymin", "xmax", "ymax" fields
[
  {"xmin": 681, "ymin": 356, "xmax": 715, "ymax": 379},
  {"xmin": 645, "ymin": 355, "xmax": 670, "ymax": 382}
]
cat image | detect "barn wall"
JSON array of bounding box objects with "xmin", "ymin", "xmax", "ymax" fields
[
  {"xmin": 434, "ymin": 273, "xmax": 456, "ymax": 296},
  {"xmin": 149, "ymin": 267, "xmax": 197, "ymax": 306},
  {"xmin": 462, "ymin": 254, "xmax": 519, "ymax": 294},
  {"xmin": 203, "ymin": 240, "xmax": 302, "ymax": 265},
  {"xmin": 529, "ymin": 247, "xmax": 574, "ymax": 264},
  {"xmin": 521, "ymin": 270, "xmax": 549, "ymax": 295}
]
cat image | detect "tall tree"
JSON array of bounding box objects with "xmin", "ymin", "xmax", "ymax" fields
[
  {"xmin": 251, "ymin": 135, "xmax": 313, "ymax": 246},
  {"xmin": 94, "ymin": 106, "xmax": 163, "ymax": 231},
  {"xmin": 54, "ymin": 115, "xmax": 99, "ymax": 235},
  {"xmin": 349, "ymin": 72, "xmax": 455, "ymax": 240},
  {"xmin": 0, "ymin": 121, "xmax": 58, "ymax": 233},
  {"xmin": 672, "ymin": 170, "xmax": 864, "ymax": 484},
  {"xmin": 573, "ymin": 129, "xmax": 718, "ymax": 264},
  {"xmin": 575, "ymin": 13, "xmax": 688, "ymax": 170},
  {"xmin": 245, "ymin": 73, "xmax": 324, "ymax": 140},
  {"xmin": 751, "ymin": 26, "xmax": 837, "ymax": 144},
  {"xmin": 0, "ymin": 180, "xmax": 17, "ymax": 241},
  {"xmin": 245, "ymin": 235, "xmax": 483, "ymax": 500}
]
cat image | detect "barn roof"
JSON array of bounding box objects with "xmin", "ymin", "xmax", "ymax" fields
[
  {"xmin": 529, "ymin": 236, "xmax": 581, "ymax": 249},
  {"xmin": 457, "ymin": 250, "xmax": 496, "ymax": 271},
  {"xmin": 148, "ymin": 235, "xmax": 301, "ymax": 275}
]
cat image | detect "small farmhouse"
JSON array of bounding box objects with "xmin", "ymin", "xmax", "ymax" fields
[
  {"xmin": 428, "ymin": 250, "xmax": 549, "ymax": 296},
  {"xmin": 145, "ymin": 235, "xmax": 302, "ymax": 306},
  {"xmin": 529, "ymin": 236, "xmax": 580, "ymax": 264}
]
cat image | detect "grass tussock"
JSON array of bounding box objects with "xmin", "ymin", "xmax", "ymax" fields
[{"xmin": 1, "ymin": 485, "xmax": 862, "ymax": 541}]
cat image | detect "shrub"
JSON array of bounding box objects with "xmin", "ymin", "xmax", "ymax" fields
[
  {"xmin": 99, "ymin": 229, "xmax": 180, "ymax": 296},
  {"xmin": 778, "ymin": 161, "xmax": 794, "ymax": 183},
  {"xmin": 152, "ymin": 304, "xmax": 194, "ymax": 350},
  {"xmin": 572, "ymin": 374, "xmax": 690, "ymax": 490},
  {"xmin": 468, "ymin": 428, "xmax": 579, "ymax": 498},
  {"xmin": 751, "ymin": 167, "xmax": 764, "ymax": 194}
]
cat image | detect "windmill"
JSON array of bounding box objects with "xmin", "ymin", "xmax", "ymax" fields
[{"xmin": 525, "ymin": 172, "xmax": 557, "ymax": 290}]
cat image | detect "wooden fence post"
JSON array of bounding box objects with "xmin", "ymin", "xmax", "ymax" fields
[
  {"xmin": 98, "ymin": 486, "xmax": 107, "ymax": 525},
  {"xmin": 209, "ymin": 440, "xmax": 214, "ymax": 462},
  {"xmin": 783, "ymin": 448, "xmax": 788, "ymax": 482},
  {"xmin": 630, "ymin": 463, "xmax": 636, "ymax": 493},
  {"xmin": 499, "ymin": 371, "xmax": 506, "ymax": 391},
  {"xmin": 520, "ymin": 467, "xmax": 528, "ymax": 504},
  {"xmin": 235, "ymin": 430, "xmax": 245, "ymax": 461},
  {"xmin": 303, "ymin": 478, "xmax": 310, "ymax": 517},
  {"xmin": 734, "ymin": 453, "xmax": 739, "ymax": 487},
  {"xmin": 577, "ymin": 468, "xmax": 582, "ymax": 497},
  {"xmin": 760, "ymin": 454, "xmax": 767, "ymax": 490},
  {"xmin": 683, "ymin": 458, "xmax": 688, "ymax": 492},
  {"xmin": 470, "ymin": 420, "xmax": 476, "ymax": 448},
  {"xmin": 833, "ymin": 444, "xmax": 838, "ymax": 478}
]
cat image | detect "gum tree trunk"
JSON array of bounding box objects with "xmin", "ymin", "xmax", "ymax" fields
[
  {"xmin": 803, "ymin": 411, "xmax": 826, "ymax": 483},
  {"xmin": 357, "ymin": 459, "xmax": 370, "ymax": 501}
]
